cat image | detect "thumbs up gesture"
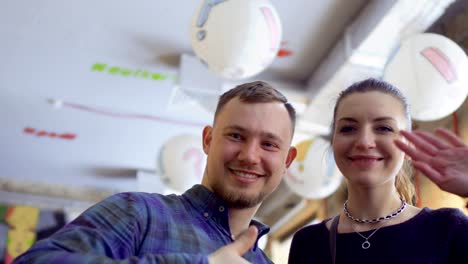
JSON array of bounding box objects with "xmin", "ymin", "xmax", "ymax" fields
[{"xmin": 208, "ymin": 225, "xmax": 258, "ymax": 264}]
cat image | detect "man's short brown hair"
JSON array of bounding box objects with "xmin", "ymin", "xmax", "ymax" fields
[{"xmin": 214, "ymin": 81, "xmax": 296, "ymax": 134}]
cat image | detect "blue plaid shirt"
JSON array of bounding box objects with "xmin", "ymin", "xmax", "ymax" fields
[{"xmin": 14, "ymin": 185, "xmax": 273, "ymax": 264}]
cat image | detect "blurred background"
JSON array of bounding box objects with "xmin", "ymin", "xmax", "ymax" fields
[{"xmin": 1, "ymin": 0, "xmax": 467, "ymax": 263}]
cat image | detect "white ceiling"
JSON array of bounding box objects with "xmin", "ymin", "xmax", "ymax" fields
[{"xmin": 0, "ymin": 0, "xmax": 460, "ymax": 208}]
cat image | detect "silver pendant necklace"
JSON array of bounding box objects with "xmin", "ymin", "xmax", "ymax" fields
[
  {"xmin": 351, "ymin": 221, "xmax": 388, "ymax": 249},
  {"xmin": 343, "ymin": 199, "xmax": 405, "ymax": 249}
]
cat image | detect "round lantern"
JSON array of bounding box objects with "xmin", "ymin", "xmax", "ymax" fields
[
  {"xmin": 190, "ymin": 0, "xmax": 282, "ymax": 80},
  {"xmin": 284, "ymin": 137, "xmax": 342, "ymax": 199},
  {"xmin": 383, "ymin": 33, "xmax": 468, "ymax": 121},
  {"xmin": 159, "ymin": 134, "xmax": 206, "ymax": 192}
]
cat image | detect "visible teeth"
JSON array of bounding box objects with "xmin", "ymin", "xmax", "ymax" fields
[{"xmin": 234, "ymin": 171, "xmax": 258, "ymax": 179}]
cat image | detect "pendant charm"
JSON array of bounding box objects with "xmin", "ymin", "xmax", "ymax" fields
[{"xmin": 362, "ymin": 241, "xmax": 371, "ymax": 249}]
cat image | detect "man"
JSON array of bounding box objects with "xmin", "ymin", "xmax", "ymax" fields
[{"xmin": 14, "ymin": 81, "xmax": 297, "ymax": 264}]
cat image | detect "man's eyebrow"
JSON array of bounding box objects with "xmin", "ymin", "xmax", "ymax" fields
[
  {"xmin": 223, "ymin": 125, "xmax": 246, "ymax": 132},
  {"xmin": 263, "ymin": 132, "xmax": 284, "ymax": 144},
  {"xmin": 224, "ymin": 125, "xmax": 285, "ymax": 144}
]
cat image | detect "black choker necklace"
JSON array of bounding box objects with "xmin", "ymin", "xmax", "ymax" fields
[{"xmin": 343, "ymin": 199, "xmax": 407, "ymax": 224}]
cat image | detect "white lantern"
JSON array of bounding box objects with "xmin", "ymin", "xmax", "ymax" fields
[
  {"xmin": 285, "ymin": 137, "xmax": 342, "ymax": 199},
  {"xmin": 159, "ymin": 134, "xmax": 206, "ymax": 192},
  {"xmin": 384, "ymin": 33, "xmax": 468, "ymax": 121},
  {"xmin": 190, "ymin": 0, "xmax": 282, "ymax": 80}
]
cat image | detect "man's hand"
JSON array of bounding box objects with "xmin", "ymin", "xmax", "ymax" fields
[
  {"xmin": 395, "ymin": 128, "xmax": 468, "ymax": 197},
  {"xmin": 208, "ymin": 225, "xmax": 258, "ymax": 264}
]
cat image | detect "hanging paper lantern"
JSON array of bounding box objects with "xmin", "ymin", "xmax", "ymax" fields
[
  {"xmin": 190, "ymin": 0, "xmax": 282, "ymax": 80},
  {"xmin": 159, "ymin": 134, "xmax": 206, "ymax": 192},
  {"xmin": 284, "ymin": 137, "xmax": 342, "ymax": 199},
  {"xmin": 383, "ymin": 33, "xmax": 468, "ymax": 121}
]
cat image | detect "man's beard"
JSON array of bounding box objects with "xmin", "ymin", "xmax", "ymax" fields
[{"xmin": 212, "ymin": 182, "xmax": 266, "ymax": 209}]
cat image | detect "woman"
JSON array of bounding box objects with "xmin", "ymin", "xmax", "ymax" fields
[{"xmin": 288, "ymin": 78, "xmax": 468, "ymax": 263}]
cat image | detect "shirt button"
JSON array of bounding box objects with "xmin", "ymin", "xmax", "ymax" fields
[
  {"xmin": 219, "ymin": 206, "xmax": 225, "ymax": 212},
  {"xmin": 203, "ymin": 212, "xmax": 209, "ymax": 218}
]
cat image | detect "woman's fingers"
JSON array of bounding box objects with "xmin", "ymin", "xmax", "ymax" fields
[
  {"xmin": 399, "ymin": 130, "xmax": 438, "ymax": 156},
  {"xmin": 435, "ymin": 128, "xmax": 466, "ymax": 148},
  {"xmin": 394, "ymin": 138, "xmax": 431, "ymax": 162}
]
